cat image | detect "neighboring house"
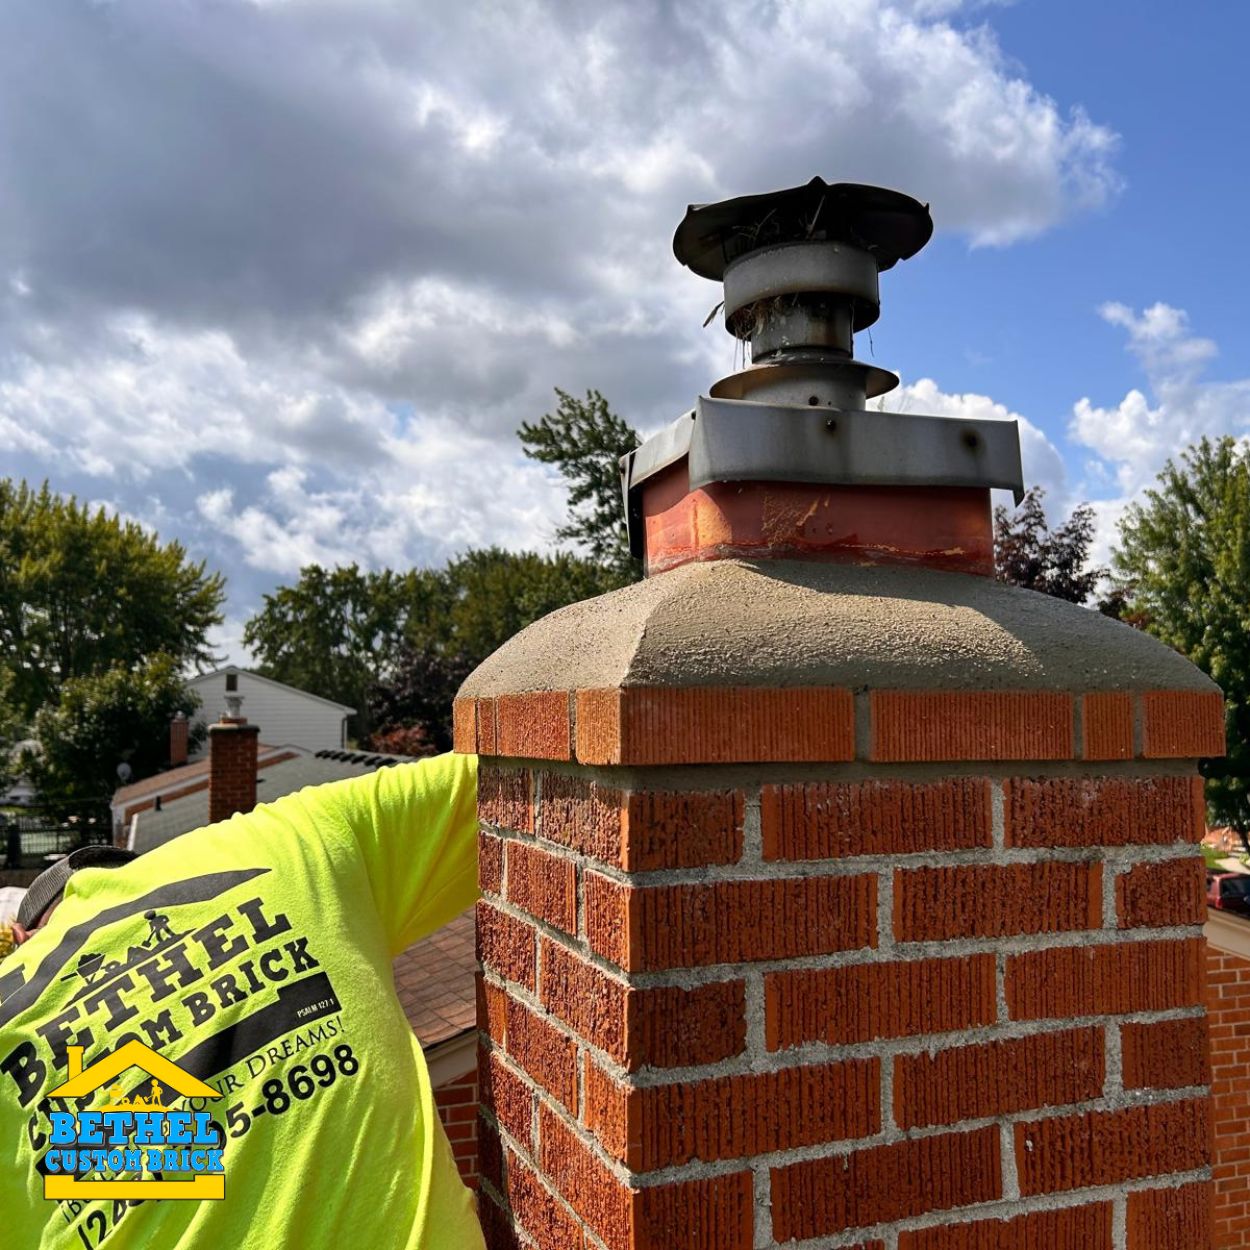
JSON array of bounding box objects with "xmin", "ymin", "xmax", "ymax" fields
[
  {"xmin": 186, "ymin": 666, "xmax": 353, "ymax": 757},
  {"xmin": 1206, "ymin": 907, "xmax": 1250, "ymax": 1249},
  {"xmin": 119, "ymin": 746, "xmax": 407, "ymax": 854},
  {"xmin": 392, "ymin": 909, "xmax": 478, "ymax": 1185},
  {"xmin": 3, "ymin": 739, "xmax": 39, "ymax": 807}
]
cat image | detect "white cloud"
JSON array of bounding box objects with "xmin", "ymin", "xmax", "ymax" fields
[
  {"xmin": 0, "ymin": 0, "xmax": 1120, "ymax": 633},
  {"xmin": 1070, "ymin": 301, "xmax": 1250, "ymax": 559}
]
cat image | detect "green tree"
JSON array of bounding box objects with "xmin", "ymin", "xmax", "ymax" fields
[
  {"xmin": 242, "ymin": 564, "xmax": 441, "ymax": 738},
  {"xmin": 0, "ymin": 665, "xmax": 25, "ymax": 793},
  {"xmin": 30, "ymin": 656, "xmax": 203, "ymax": 819},
  {"xmin": 435, "ymin": 547, "xmax": 625, "ymax": 659},
  {"xmin": 519, "ymin": 389, "xmax": 642, "ymax": 583},
  {"xmin": 0, "ymin": 481, "xmax": 224, "ymax": 719},
  {"xmin": 1113, "ymin": 436, "xmax": 1250, "ymax": 836},
  {"xmin": 367, "ymin": 547, "xmax": 626, "ymax": 750},
  {"xmin": 993, "ymin": 487, "xmax": 1105, "ymax": 604}
]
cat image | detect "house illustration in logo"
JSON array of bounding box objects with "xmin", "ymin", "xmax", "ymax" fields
[{"xmin": 43, "ymin": 1040, "xmax": 224, "ymax": 1201}]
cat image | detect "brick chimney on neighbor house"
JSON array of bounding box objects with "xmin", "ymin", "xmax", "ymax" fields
[
  {"xmin": 456, "ymin": 180, "xmax": 1225, "ymax": 1249},
  {"xmin": 208, "ymin": 694, "xmax": 259, "ymax": 824},
  {"xmin": 169, "ymin": 711, "xmax": 189, "ymax": 768}
]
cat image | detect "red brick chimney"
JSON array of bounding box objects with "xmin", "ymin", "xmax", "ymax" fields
[
  {"xmin": 169, "ymin": 711, "xmax": 189, "ymax": 768},
  {"xmin": 208, "ymin": 696, "xmax": 259, "ymax": 824},
  {"xmin": 458, "ymin": 180, "xmax": 1223, "ymax": 1249}
]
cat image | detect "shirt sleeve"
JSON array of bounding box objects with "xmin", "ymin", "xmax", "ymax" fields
[{"xmin": 304, "ymin": 752, "xmax": 480, "ymax": 955}]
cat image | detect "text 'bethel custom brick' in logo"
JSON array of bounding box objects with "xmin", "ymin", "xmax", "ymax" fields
[{"xmin": 42, "ymin": 1039, "xmax": 224, "ymax": 1201}]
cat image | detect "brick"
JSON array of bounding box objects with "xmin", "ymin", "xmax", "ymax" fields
[
  {"xmin": 584, "ymin": 1057, "xmax": 879, "ymax": 1170},
  {"xmin": 479, "ymin": 767, "xmax": 533, "ymax": 833},
  {"xmin": 477, "ymin": 697, "xmax": 498, "ymax": 756},
  {"xmin": 623, "ymin": 787, "xmax": 744, "ymax": 870},
  {"xmin": 894, "ymin": 861, "xmax": 1102, "ymax": 941},
  {"xmin": 895, "ymin": 1027, "xmax": 1104, "ymax": 1128},
  {"xmin": 631, "ymin": 1172, "xmax": 755, "ymax": 1250},
  {"xmin": 1127, "ymin": 1182, "xmax": 1213, "ymax": 1250},
  {"xmin": 1142, "ymin": 690, "xmax": 1225, "ymax": 758},
  {"xmin": 480, "ymin": 831, "xmax": 504, "ymax": 895},
  {"xmin": 1006, "ymin": 938, "xmax": 1206, "ymax": 1020},
  {"xmin": 1116, "ymin": 857, "xmax": 1206, "ymax": 929},
  {"xmin": 503, "ymin": 1151, "xmax": 584, "ymax": 1250},
  {"xmin": 1122, "ymin": 1016, "xmax": 1211, "ymax": 1090},
  {"xmin": 477, "ymin": 901, "xmax": 537, "ymax": 992},
  {"xmin": 762, "ymin": 777, "xmax": 992, "ymax": 861},
  {"xmin": 477, "ymin": 974, "xmax": 508, "ymax": 1040},
  {"xmin": 506, "ymin": 841, "xmax": 577, "ymax": 933},
  {"xmin": 537, "ymin": 772, "xmax": 622, "ymax": 863},
  {"xmin": 1004, "ymin": 776, "xmax": 1204, "ymax": 848},
  {"xmin": 766, "ymin": 955, "xmax": 996, "ymax": 1050},
  {"xmin": 870, "ymin": 691, "xmax": 1074, "ymax": 762},
  {"xmin": 1084, "ymin": 691, "xmax": 1135, "ymax": 760},
  {"xmin": 497, "ymin": 691, "xmax": 572, "ymax": 761},
  {"xmin": 453, "ymin": 697, "xmax": 476, "ymax": 754},
  {"xmin": 538, "ymin": 1104, "xmax": 630, "ymax": 1247},
  {"xmin": 538, "ymin": 1105, "xmax": 755, "ymax": 1250},
  {"xmin": 537, "ymin": 774, "xmax": 744, "ymax": 870},
  {"xmin": 1016, "ymin": 1097, "xmax": 1209, "ymax": 1194},
  {"xmin": 539, "ymin": 938, "xmax": 745, "ymax": 1070},
  {"xmin": 771, "ymin": 1126, "xmax": 1001, "ymax": 1240},
  {"xmin": 479, "ymin": 1194, "xmax": 522, "ymax": 1250},
  {"xmin": 504, "ymin": 998, "xmax": 578, "ymax": 1114},
  {"xmin": 479, "ymin": 1114, "xmax": 506, "ymax": 1194},
  {"xmin": 899, "ymin": 1204, "xmax": 1113, "ymax": 1249},
  {"xmin": 480, "ymin": 1050, "xmax": 535, "ymax": 1149},
  {"xmin": 575, "ymin": 685, "xmax": 855, "ymax": 766},
  {"xmin": 585, "ymin": 872, "xmax": 876, "ymax": 971}
]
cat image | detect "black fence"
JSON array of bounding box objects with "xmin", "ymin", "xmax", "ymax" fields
[{"xmin": 0, "ymin": 816, "xmax": 112, "ymax": 871}]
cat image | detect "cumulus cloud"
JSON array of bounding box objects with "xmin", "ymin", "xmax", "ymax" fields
[
  {"xmin": 1071, "ymin": 302, "xmax": 1250, "ymax": 497},
  {"xmin": 0, "ymin": 0, "xmax": 1120, "ymax": 636}
]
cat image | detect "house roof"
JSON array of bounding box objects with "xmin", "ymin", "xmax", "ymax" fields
[
  {"xmin": 112, "ymin": 744, "xmax": 291, "ymax": 810},
  {"xmin": 392, "ymin": 909, "xmax": 476, "ymax": 1047},
  {"xmin": 129, "ymin": 753, "xmax": 401, "ymax": 853},
  {"xmin": 187, "ymin": 666, "xmax": 357, "ymax": 715}
]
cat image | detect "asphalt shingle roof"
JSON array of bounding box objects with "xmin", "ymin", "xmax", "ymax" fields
[
  {"xmin": 131, "ymin": 754, "xmax": 390, "ymax": 852},
  {"xmin": 392, "ymin": 909, "xmax": 476, "ymax": 1047}
]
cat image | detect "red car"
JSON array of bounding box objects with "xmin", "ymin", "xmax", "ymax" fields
[{"xmin": 1208, "ymin": 871, "xmax": 1250, "ymax": 917}]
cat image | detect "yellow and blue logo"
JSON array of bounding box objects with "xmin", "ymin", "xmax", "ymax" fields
[{"xmin": 42, "ymin": 1040, "xmax": 224, "ymax": 1200}]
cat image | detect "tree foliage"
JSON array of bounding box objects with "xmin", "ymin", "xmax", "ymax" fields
[
  {"xmin": 249, "ymin": 391, "xmax": 645, "ymax": 750},
  {"xmin": 244, "ymin": 549, "xmax": 623, "ymax": 750},
  {"xmin": 993, "ymin": 487, "xmax": 1105, "ymax": 604},
  {"xmin": 0, "ymin": 665, "xmax": 25, "ymax": 793},
  {"xmin": 241, "ymin": 564, "xmax": 439, "ymax": 738},
  {"xmin": 1113, "ymin": 436, "xmax": 1250, "ymax": 832},
  {"xmin": 0, "ymin": 481, "xmax": 224, "ymax": 720},
  {"xmin": 518, "ymin": 389, "xmax": 642, "ymax": 582},
  {"xmin": 30, "ymin": 656, "xmax": 203, "ymax": 817}
]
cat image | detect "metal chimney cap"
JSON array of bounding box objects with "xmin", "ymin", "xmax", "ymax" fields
[{"xmin": 673, "ymin": 177, "xmax": 933, "ymax": 281}]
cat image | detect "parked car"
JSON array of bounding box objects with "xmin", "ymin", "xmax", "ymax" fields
[{"xmin": 1208, "ymin": 871, "xmax": 1250, "ymax": 917}]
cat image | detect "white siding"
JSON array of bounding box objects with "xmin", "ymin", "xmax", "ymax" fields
[{"xmin": 187, "ymin": 669, "xmax": 350, "ymax": 756}]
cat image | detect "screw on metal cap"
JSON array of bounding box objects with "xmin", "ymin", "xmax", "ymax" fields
[{"xmin": 16, "ymin": 845, "xmax": 137, "ymax": 930}]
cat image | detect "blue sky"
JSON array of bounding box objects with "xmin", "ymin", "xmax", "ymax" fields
[{"xmin": 1, "ymin": 0, "xmax": 1246, "ymax": 663}]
